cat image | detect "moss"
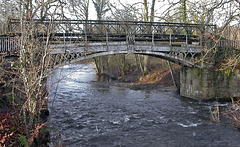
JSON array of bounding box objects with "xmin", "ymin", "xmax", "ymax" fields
[
  {"xmin": 225, "ymin": 70, "xmax": 232, "ymax": 78},
  {"xmin": 18, "ymin": 134, "xmax": 29, "ymax": 147}
]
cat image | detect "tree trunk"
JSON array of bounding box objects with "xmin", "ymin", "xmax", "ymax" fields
[
  {"xmin": 143, "ymin": 55, "xmax": 149, "ymax": 75},
  {"xmin": 142, "ymin": 0, "xmax": 153, "ymax": 75},
  {"xmin": 86, "ymin": 0, "xmax": 90, "ymax": 20},
  {"xmin": 93, "ymin": 57, "xmax": 101, "ymax": 73},
  {"xmin": 135, "ymin": 55, "xmax": 144, "ymax": 74},
  {"xmin": 181, "ymin": 0, "xmax": 187, "ymax": 23},
  {"xmin": 26, "ymin": 0, "xmax": 33, "ymax": 19},
  {"xmin": 150, "ymin": 0, "xmax": 156, "ymax": 22},
  {"xmin": 92, "ymin": 0, "xmax": 109, "ymax": 75},
  {"xmin": 120, "ymin": 55, "xmax": 126, "ymax": 76},
  {"xmin": 143, "ymin": 0, "xmax": 148, "ymax": 21}
]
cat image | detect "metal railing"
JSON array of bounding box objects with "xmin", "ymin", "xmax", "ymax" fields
[
  {"xmin": 8, "ymin": 19, "xmax": 215, "ymax": 44},
  {"xmin": 217, "ymin": 39, "xmax": 240, "ymax": 49},
  {"xmin": 0, "ymin": 35, "xmax": 20, "ymax": 53},
  {"xmin": 6, "ymin": 19, "xmax": 240, "ymax": 53}
]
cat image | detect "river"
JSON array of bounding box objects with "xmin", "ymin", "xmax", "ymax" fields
[{"xmin": 48, "ymin": 64, "xmax": 240, "ymax": 147}]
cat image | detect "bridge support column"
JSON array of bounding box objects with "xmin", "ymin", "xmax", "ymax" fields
[{"xmin": 180, "ymin": 67, "xmax": 240, "ymax": 100}]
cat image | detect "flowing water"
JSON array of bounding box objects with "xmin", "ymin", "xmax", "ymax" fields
[{"xmin": 48, "ymin": 64, "xmax": 240, "ymax": 147}]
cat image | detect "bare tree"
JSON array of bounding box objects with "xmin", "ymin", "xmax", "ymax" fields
[
  {"xmin": 143, "ymin": 0, "xmax": 156, "ymax": 22},
  {"xmin": 92, "ymin": 0, "xmax": 110, "ymax": 74},
  {"xmin": 108, "ymin": 1, "xmax": 142, "ymax": 21},
  {"xmin": 150, "ymin": 0, "xmax": 156, "ymax": 22},
  {"xmin": 141, "ymin": 0, "xmax": 157, "ymax": 75},
  {"xmin": 0, "ymin": 1, "xmax": 63, "ymax": 145},
  {"xmin": 92, "ymin": 0, "xmax": 110, "ymax": 20},
  {"xmin": 68, "ymin": 0, "xmax": 90, "ymax": 20}
]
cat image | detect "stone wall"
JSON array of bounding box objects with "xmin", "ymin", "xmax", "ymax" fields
[{"xmin": 180, "ymin": 67, "xmax": 240, "ymax": 100}]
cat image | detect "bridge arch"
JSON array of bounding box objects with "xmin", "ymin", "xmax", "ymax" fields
[
  {"xmin": 54, "ymin": 51, "xmax": 196, "ymax": 67},
  {"xmin": 50, "ymin": 42, "xmax": 200, "ymax": 68}
]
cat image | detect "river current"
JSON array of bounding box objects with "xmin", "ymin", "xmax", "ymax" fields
[{"xmin": 48, "ymin": 64, "xmax": 240, "ymax": 147}]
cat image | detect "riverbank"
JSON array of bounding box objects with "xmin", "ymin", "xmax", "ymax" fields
[
  {"xmin": 110, "ymin": 65, "xmax": 180, "ymax": 91},
  {"xmin": 77, "ymin": 59, "xmax": 181, "ymax": 90},
  {"xmin": 0, "ymin": 101, "xmax": 49, "ymax": 145},
  {"xmin": 0, "ymin": 56, "xmax": 49, "ymax": 146}
]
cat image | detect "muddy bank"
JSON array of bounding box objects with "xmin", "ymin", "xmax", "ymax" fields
[
  {"xmin": 106, "ymin": 66, "xmax": 181, "ymax": 91},
  {"xmin": 78, "ymin": 57, "xmax": 181, "ymax": 90}
]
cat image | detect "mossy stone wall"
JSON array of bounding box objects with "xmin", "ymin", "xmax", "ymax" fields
[{"xmin": 180, "ymin": 67, "xmax": 240, "ymax": 100}]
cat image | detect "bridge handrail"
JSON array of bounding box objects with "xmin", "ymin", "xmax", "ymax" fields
[
  {"xmin": 9, "ymin": 19, "xmax": 215, "ymax": 27},
  {"xmin": 1, "ymin": 19, "xmax": 225, "ymax": 53},
  {"xmin": 0, "ymin": 36, "xmax": 20, "ymax": 53},
  {"xmin": 9, "ymin": 19, "xmax": 216, "ymax": 36},
  {"xmin": 217, "ymin": 39, "xmax": 240, "ymax": 49}
]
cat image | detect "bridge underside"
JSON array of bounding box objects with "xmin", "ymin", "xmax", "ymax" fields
[{"xmin": 50, "ymin": 41, "xmax": 201, "ymax": 67}]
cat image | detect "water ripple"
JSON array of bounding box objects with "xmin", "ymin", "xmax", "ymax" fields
[{"xmin": 48, "ymin": 64, "xmax": 240, "ymax": 147}]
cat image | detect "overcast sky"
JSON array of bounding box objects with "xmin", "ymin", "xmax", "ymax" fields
[{"xmin": 87, "ymin": 0, "xmax": 161, "ymax": 20}]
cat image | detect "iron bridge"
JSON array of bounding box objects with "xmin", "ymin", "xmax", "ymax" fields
[{"xmin": 1, "ymin": 19, "xmax": 237, "ymax": 67}]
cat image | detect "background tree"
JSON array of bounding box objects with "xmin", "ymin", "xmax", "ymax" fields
[
  {"xmin": 92, "ymin": 0, "xmax": 110, "ymax": 74},
  {"xmin": 141, "ymin": 0, "xmax": 157, "ymax": 75},
  {"xmin": 0, "ymin": 0, "xmax": 20, "ymax": 34},
  {"xmin": 150, "ymin": 0, "xmax": 156, "ymax": 22},
  {"xmin": 92, "ymin": 0, "xmax": 110, "ymax": 20},
  {"xmin": 108, "ymin": 1, "xmax": 142, "ymax": 21},
  {"xmin": 68, "ymin": 0, "xmax": 90, "ymax": 20}
]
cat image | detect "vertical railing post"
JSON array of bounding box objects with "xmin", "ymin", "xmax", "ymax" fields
[
  {"xmin": 0, "ymin": 37, "xmax": 1, "ymax": 52},
  {"xmin": 2, "ymin": 37, "xmax": 4, "ymax": 52},
  {"xmin": 186, "ymin": 34, "xmax": 188, "ymax": 45},
  {"xmin": 4, "ymin": 37, "xmax": 6, "ymax": 52},
  {"xmin": 126, "ymin": 23, "xmax": 129, "ymax": 50},
  {"xmin": 152, "ymin": 29, "xmax": 155, "ymax": 51},
  {"xmin": 106, "ymin": 31, "xmax": 109, "ymax": 51},
  {"xmin": 200, "ymin": 34, "xmax": 203, "ymax": 47},
  {"xmin": 84, "ymin": 20, "xmax": 88, "ymax": 55},
  {"xmin": 63, "ymin": 22, "xmax": 66, "ymax": 44},
  {"xmin": 69, "ymin": 20, "xmax": 71, "ymax": 44},
  {"xmin": 9, "ymin": 37, "xmax": 12, "ymax": 53},
  {"xmin": 169, "ymin": 33, "xmax": 172, "ymax": 46},
  {"xmin": 7, "ymin": 36, "xmax": 9, "ymax": 52},
  {"xmin": 0, "ymin": 37, "xmax": 2, "ymax": 52}
]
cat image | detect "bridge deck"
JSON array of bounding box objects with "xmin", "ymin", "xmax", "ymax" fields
[{"xmin": 50, "ymin": 42, "xmax": 201, "ymax": 54}]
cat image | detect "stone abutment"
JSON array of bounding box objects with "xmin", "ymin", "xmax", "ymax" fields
[{"xmin": 180, "ymin": 67, "xmax": 240, "ymax": 100}]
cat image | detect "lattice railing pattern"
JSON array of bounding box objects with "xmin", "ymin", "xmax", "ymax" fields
[
  {"xmin": 8, "ymin": 19, "xmax": 216, "ymax": 44},
  {"xmin": 5, "ymin": 19, "xmax": 240, "ymax": 54}
]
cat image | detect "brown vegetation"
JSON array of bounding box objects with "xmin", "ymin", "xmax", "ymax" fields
[
  {"xmin": 224, "ymin": 98, "xmax": 240, "ymax": 128},
  {"xmin": 103, "ymin": 55, "xmax": 181, "ymax": 90},
  {"xmin": 0, "ymin": 112, "xmax": 49, "ymax": 146}
]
